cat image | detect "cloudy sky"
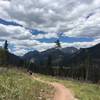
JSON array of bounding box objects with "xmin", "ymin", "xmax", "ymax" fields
[{"xmin": 0, "ymin": 0, "xmax": 100, "ymax": 55}]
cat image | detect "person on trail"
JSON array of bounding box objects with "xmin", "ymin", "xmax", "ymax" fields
[
  {"xmin": 29, "ymin": 70, "xmax": 32, "ymax": 75},
  {"xmin": 27, "ymin": 65, "xmax": 33, "ymax": 75}
]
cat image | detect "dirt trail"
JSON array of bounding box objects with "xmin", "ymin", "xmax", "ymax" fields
[{"xmin": 32, "ymin": 76, "xmax": 76, "ymax": 100}]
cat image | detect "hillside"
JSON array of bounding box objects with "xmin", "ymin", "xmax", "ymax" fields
[
  {"xmin": 36, "ymin": 74, "xmax": 100, "ymax": 100},
  {"xmin": 0, "ymin": 68, "xmax": 54, "ymax": 100},
  {"xmin": 67, "ymin": 43, "xmax": 100, "ymax": 64},
  {"xmin": 66, "ymin": 43, "xmax": 100, "ymax": 82},
  {"xmin": 0, "ymin": 67, "xmax": 100, "ymax": 100},
  {"xmin": 22, "ymin": 47, "xmax": 78, "ymax": 66},
  {"xmin": 0, "ymin": 48, "xmax": 23, "ymax": 66}
]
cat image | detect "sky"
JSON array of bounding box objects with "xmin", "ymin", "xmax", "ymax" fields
[{"xmin": 0, "ymin": 0, "xmax": 100, "ymax": 55}]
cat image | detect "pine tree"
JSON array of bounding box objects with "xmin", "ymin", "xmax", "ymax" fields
[
  {"xmin": 55, "ymin": 39, "xmax": 61, "ymax": 48},
  {"xmin": 85, "ymin": 49, "xmax": 91, "ymax": 81},
  {"xmin": 47, "ymin": 55, "xmax": 53, "ymax": 75},
  {"xmin": 4, "ymin": 40, "xmax": 8, "ymax": 51},
  {"xmin": 3, "ymin": 40, "xmax": 9, "ymax": 65},
  {"xmin": 0, "ymin": 48, "xmax": 7, "ymax": 65}
]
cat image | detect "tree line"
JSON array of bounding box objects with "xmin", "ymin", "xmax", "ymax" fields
[{"xmin": 0, "ymin": 40, "xmax": 100, "ymax": 83}]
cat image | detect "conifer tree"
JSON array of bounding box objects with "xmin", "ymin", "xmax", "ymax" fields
[
  {"xmin": 47, "ymin": 55, "xmax": 53, "ymax": 75},
  {"xmin": 3, "ymin": 40, "xmax": 9, "ymax": 65},
  {"xmin": 4, "ymin": 40, "xmax": 8, "ymax": 51},
  {"xmin": 55, "ymin": 39, "xmax": 61, "ymax": 48}
]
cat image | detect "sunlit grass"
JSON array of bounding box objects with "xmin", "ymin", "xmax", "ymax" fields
[
  {"xmin": 0, "ymin": 68, "xmax": 54, "ymax": 100},
  {"xmin": 35, "ymin": 74, "xmax": 100, "ymax": 100},
  {"xmin": 0, "ymin": 67, "xmax": 99, "ymax": 100}
]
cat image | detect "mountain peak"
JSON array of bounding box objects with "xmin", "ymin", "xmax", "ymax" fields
[{"xmin": 61, "ymin": 47, "xmax": 78, "ymax": 54}]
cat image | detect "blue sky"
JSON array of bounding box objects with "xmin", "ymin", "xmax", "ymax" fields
[
  {"xmin": 0, "ymin": 18, "xmax": 23, "ymax": 27},
  {"xmin": 38, "ymin": 37, "xmax": 94, "ymax": 43},
  {"xmin": 0, "ymin": 18, "xmax": 94, "ymax": 43},
  {"xmin": 0, "ymin": 0, "xmax": 100, "ymax": 55}
]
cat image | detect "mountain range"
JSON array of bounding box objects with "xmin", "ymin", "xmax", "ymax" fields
[
  {"xmin": 22, "ymin": 43, "xmax": 100, "ymax": 68},
  {"xmin": 67, "ymin": 43, "xmax": 100, "ymax": 65},
  {"xmin": 1, "ymin": 43, "xmax": 100, "ymax": 68},
  {"xmin": 22, "ymin": 47, "xmax": 78, "ymax": 66},
  {"xmin": 0, "ymin": 43, "xmax": 100, "ymax": 82},
  {"xmin": 0, "ymin": 48, "xmax": 23, "ymax": 66}
]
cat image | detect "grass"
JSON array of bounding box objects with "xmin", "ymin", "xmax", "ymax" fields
[
  {"xmin": 0, "ymin": 67, "xmax": 100, "ymax": 100},
  {"xmin": 35, "ymin": 74, "xmax": 100, "ymax": 100},
  {"xmin": 0, "ymin": 68, "xmax": 54, "ymax": 100}
]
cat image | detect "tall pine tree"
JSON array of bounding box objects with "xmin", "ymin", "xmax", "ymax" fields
[
  {"xmin": 3, "ymin": 40, "xmax": 9, "ymax": 65},
  {"xmin": 55, "ymin": 39, "xmax": 61, "ymax": 48},
  {"xmin": 4, "ymin": 40, "xmax": 8, "ymax": 51}
]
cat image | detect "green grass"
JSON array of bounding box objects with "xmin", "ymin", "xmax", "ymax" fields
[
  {"xmin": 35, "ymin": 74, "xmax": 100, "ymax": 100},
  {"xmin": 0, "ymin": 68, "xmax": 54, "ymax": 100},
  {"xmin": 0, "ymin": 67, "xmax": 100, "ymax": 100}
]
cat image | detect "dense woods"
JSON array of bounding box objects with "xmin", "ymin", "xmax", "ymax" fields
[
  {"xmin": 26, "ymin": 43, "xmax": 100, "ymax": 83},
  {"xmin": 0, "ymin": 40, "xmax": 100, "ymax": 83}
]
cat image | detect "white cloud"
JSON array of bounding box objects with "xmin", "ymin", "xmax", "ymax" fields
[
  {"xmin": 0, "ymin": 0, "xmax": 100, "ymax": 55},
  {"xmin": 0, "ymin": 0, "xmax": 100, "ymax": 34}
]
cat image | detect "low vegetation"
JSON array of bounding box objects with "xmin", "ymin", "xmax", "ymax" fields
[
  {"xmin": 0, "ymin": 68, "xmax": 54, "ymax": 100},
  {"xmin": 0, "ymin": 67, "xmax": 100, "ymax": 100},
  {"xmin": 35, "ymin": 74, "xmax": 100, "ymax": 100}
]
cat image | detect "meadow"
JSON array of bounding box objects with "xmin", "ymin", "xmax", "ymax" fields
[
  {"xmin": 0, "ymin": 68, "xmax": 54, "ymax": 100},
  {"xmin": 36, "ymin": 74, "xmax": 100, "ymax": 100}
]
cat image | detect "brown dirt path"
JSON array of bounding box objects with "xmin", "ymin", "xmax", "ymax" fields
[{"xmin": 32, "ymin": 76, "xmax": 77, "ymax": 100}]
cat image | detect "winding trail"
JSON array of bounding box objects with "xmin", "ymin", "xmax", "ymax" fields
[{"xmin": 32, "ymin": 76, "xmax": 76, "ymax": 100}]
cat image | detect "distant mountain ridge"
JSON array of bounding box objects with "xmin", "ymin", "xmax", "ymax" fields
[
  {"xmin": 67, "ymin": 43, "xmax": 100, "ymax": 65},
  {"xmin": 0, "ymin": 43, "xmax": 100, "ymax": 82},
  {"xmin": 61, "ymin": 47, "xmax": 78, "ymax": 54},
  {"xmin": 22, "ymin": 47, "xmax": 78, "ymax": 66},
  {"xmin": 22, "ymin": 43, "xmax": 100, "ymax": 67},
  {"xmin": 0, "ymin": 48, "xmax": 23, "ymax": 66},
  {"xmin": 8, "ymin": 52, "xmax": 23, "ymax": 66}
]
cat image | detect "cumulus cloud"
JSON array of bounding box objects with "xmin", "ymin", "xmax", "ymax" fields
[
  {"xmin": 0, "ymin": 0, "xmax": 100, "ymax": 33},
  {"xmin": 0, "ymin": 0, "xmax": 100, "ymax": 55},
  {"xmin": 0, "ymin": 24, "xmax": 56, "ymax": 55}
]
